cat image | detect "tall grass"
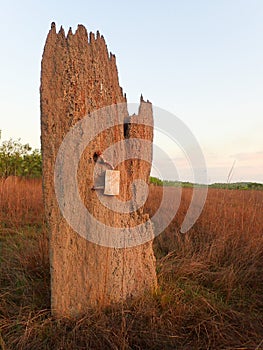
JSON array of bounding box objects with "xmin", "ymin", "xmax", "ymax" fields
[
  {"xmin": 0, "ymin": 178, "xmax": 262, "ymax": 349},
  {"xmin": 0, "ymin": 177, "xmax": 44, "ymax": 228}
]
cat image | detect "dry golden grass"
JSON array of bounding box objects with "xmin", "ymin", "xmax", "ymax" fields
[
  {"xmin": 0, "ymin": 178, "xmax": 262, "ymax": 349},
  {"xmin": 0, "ymin": 177, "xmax": 44, "ymax": 228}
]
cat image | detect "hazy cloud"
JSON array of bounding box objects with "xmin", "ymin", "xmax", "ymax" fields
[{"xmin": 230, "ymin": 151, "xmax": 263, "ymax": 162}]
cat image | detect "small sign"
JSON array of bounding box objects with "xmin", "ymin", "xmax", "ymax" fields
[{"xmin": 104, "ymin": 170, "xmax": 120, "ymax": 196}]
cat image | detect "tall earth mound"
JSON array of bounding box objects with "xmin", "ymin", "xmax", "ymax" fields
[{"xmin": 40, "ymin": 23, "xmax": 157, "ymax": 316}]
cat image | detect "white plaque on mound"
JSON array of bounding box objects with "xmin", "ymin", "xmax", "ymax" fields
[{"xmin": 104, "ymin": 170, "xmax": 120, "ymax": 196}]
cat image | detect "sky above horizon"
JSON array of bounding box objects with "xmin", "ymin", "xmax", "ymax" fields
[{"xmin": 0, "ymin": 0, "xmax": 262, "ymax": 183}]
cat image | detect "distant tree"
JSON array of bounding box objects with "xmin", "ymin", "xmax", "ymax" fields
[
  {"xmin": 0, "ymin": 137, "xmax": 42, "ymax": 178},
  {"xmin": 150, "ymin": 176, "xmax": 163, "ymax": 186}
]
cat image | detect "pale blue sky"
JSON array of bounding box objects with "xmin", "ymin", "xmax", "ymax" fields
[{"xmin": 0, "ymin": 0, "xmax": 262, "ymax": 183}]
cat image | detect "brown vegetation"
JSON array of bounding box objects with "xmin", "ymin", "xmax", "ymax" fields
[
  {"xmin": 0, "ymin": 177, "xmax": 44, "ymax": 227},
  {"xmin": 0, "ymin": 177, "xmax": 262, "ymax": 349}
]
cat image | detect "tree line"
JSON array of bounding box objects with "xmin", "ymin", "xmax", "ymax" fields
[{"xmin": 0, "ymin": 136, "xmax": 42, "ymax": 178}]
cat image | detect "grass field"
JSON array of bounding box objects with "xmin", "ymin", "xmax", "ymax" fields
[{"xmin": 0, "ymin": 178, "xmax": 262, "ymax": 349}]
